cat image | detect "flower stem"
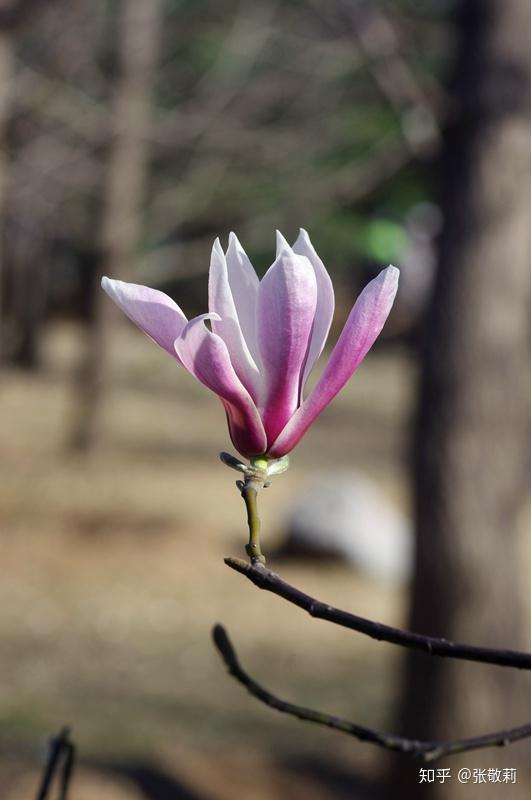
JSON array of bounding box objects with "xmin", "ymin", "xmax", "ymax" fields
[
  {"xmin": 219, "ymin": 452, "xmax": 282, "ymax": 563},
  {"xmin": 241, "ymin": 478, "xmax": 266, "ymax": 564}
]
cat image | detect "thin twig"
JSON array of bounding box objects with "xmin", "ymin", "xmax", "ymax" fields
[
  {"xmin": 57, "ymin": 738, "xmax": 75, "ymax": 800},
  {"xmin": 213, "ymin": 624, "xmax": 531, "ymax": 762},
  {"xmin": 35, "ymin": 727, "xmax": 75, "ymax": 800},
  {"xmin": 224, "ymin": 557, "xmax": 531, "ymax": 670}
]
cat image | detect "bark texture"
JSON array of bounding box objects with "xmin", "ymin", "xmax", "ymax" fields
[{"xmin": 386, "ymin": 0, "xmax": 531, "ymax": 796}]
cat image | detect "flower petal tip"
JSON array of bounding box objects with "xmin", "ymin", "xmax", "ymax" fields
[
  {"xmin": 227, "ymin": 231, "xmax": 250, "ymax": 262},
  {"xmin": 179, "ymin": 311, "xmax": 222, "ymax": 336},
  {"xmin": 275, "ymin": 229, "xmax": 291, "ymax": 256},
  {"xmin": 385, "ymin": 264, "xmax": 400, "ymax": 281},
  {"xmin": 100, "ymin": 275, "xmax": 125, "ymax": 301},
  {"xmin": 212, "ymin": 237, "xmax": 225, "ymax": 258},
  {"xmin": 375, "ymin": 264, "xmax": 400, "ymax": 297}
]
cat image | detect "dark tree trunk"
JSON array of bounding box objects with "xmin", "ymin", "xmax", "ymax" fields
[
  {"xmin": 386, "ymin": 1, "xmax": 531, "ymax": 797},
  {"xmin": 0, "ymin": 25, "xmax": 13, "ymax": 361},
  {"xmin": 6, "ymin": 217, "xmax": 48, "ymax": 368},
  {"xmin": 70, "ymin": 0, "xmax": 162, "ymax": 450},
  {"xmin": 0, "ymin": 1, "xmax": 57, "ymax": 367}
]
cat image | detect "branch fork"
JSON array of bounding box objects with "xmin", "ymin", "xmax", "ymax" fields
[{"xmin": 215, "ymin": 471, "xmax": 531, "ymax": 761}]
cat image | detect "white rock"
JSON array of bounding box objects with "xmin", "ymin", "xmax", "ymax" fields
[{"xmin": 281, "ymin": 471, "xmax": 413, "ymax": 583}]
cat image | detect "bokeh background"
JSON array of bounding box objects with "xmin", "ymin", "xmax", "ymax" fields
[{"xmin": 1, "ymin": 1, "xmax": 531, "ymax": 798}]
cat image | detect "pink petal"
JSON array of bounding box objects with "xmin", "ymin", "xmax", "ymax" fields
[
  {"xmin": 174, "ymin": 314, "xmax": 267, "ymax": 457},
  {"xmin": 101, "ymin": 277, "xmax": 187, "ymax": 360},
  {"xmin": 268, "ymin": 266, "xmax": 399, "ymax": 457},
  {"xmin": 293, "ymin": 229, "xmax": 335, "ymax": 391},
  {"xmin": 257, "ymin": 247, "xmax": 317, "ymax": 447},
  {"xmin": 208, "ymin": 238, "xmax": 261, "ymax": 401}
]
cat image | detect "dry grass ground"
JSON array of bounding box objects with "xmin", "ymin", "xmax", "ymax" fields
[{"xmin": 1, "ymin": 322, "xmax": 530, "ymax": 798}]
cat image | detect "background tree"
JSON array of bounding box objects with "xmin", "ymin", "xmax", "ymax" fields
[
  {"xmin": 388, "ymin": 0, "xmax": 531, "ymax": 797},
  {"xmin": 70, "ymin": 0, "xmax": 163, "ymax": 450},
  {"xmin": 0, "ymin": 0, "xmax": 49, "ymax": 365}
]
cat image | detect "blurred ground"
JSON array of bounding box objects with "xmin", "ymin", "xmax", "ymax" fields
[{"xmin": 1, "ymin": 322, "xmax": 529, "ymax": 799}]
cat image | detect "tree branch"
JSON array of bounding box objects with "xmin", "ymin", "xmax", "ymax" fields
[
  {"xmin": 35, "ymin": 727, "xmax": 75, "ymax": 800},
  {"xmin": 213, "ymin": 624, "xmax": 531, "ymax": 762},
  {"xmin": 224, "ymin": 557, "xmax": 531, "ymax": 670}
]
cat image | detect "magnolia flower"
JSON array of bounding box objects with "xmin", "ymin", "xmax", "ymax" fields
[{"xmin": 102, "ymin": 231, "xmax": 398, "ymax": 461}]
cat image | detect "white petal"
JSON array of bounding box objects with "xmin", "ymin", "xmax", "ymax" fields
[
  {"xmin": 208, "ymin": 238, "xmax": 261, "ymax": 400},
  {"xmin": 225, "ymin": 233, "xmax": 261, "ymax": 365},
  {"xmin": 275, "ymin": 229, "xmax": 291, "ymax": 257},
  {"xmin": 293, "ymin": 229, "xmax": 335, "ymax": 391}
]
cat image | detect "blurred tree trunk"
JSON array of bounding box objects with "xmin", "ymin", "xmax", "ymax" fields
[
  {"xmin": 386, "ymin": 0, "xmax": 531, "ymax": 797},
  {"xmin": 0, "ymin": 0, "xmax": 42, "ymax": 364},
  {"xmin": 71, "ymin": 0, "xmax": 162, "ymax": 449},
  {"xmin": 0, "ymin": 24, "xmax": 14, "ymax": 362},
  {"xmin": 6, "ymin": 208, "xmax": 48, "ymax": 368},
  {"xmin": 1, "ymin": 1, "xmax": 59, "ymax": 368}
]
